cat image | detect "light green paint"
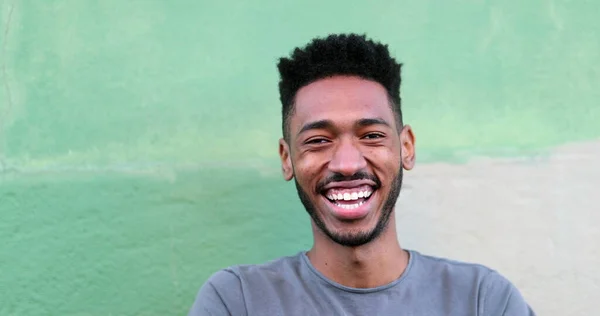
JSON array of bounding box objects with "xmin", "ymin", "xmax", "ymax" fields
[
  {"xmin": 1, "ymin": 169, "xmax": 311, "ymax": 315},
  {"xmin": 2, "ymin": 0, "xmax": 599, "ymax": 169},
  {"xmin": 0, "ymin": 0, "xmax": 598, "ymax": 314}
]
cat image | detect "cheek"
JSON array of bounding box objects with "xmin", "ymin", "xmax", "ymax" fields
[
  {"xmin": 366, "ymin": 148, "xmax": 401, "ymax": 175},
  {"xmin": 294, "ymin": 155, "xmax": 325, "ymax": 186}
]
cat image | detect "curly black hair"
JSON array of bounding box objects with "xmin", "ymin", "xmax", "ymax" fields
[{"xmin": 277, "ymin": 33, "xmax": 403, "ymax": 141}]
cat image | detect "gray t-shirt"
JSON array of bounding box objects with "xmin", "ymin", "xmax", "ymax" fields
[{"xmin": 189, "ymin": 250, "xmax": 535, "ymax": 315}]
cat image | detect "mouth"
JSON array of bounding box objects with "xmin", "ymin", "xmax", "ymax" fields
[{"xmin": 320, "ymin": 184, "xmax": 377, "ymax": 220}]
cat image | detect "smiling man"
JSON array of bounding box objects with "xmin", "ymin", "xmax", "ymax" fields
[{"xmin": 189, "ymin": 33, "xmax": 535, "ymax": 315}]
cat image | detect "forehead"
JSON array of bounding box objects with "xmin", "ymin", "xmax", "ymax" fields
[{"xmin": 291, "ymin": 76, "xmax": 395, "ymax": 133}]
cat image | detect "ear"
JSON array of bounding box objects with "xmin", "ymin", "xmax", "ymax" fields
[
  {"xmin": 279, "ymin": 138, "xmax": 294, "ymax": 181},
  {"xmin": 399, "ymin": 124, "xmax": 416, "ymax": 170}
]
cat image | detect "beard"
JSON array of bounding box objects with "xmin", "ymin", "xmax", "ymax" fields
[{"xmin": 294, "ymin": 167, "xmax": 403, "ymax": 247}]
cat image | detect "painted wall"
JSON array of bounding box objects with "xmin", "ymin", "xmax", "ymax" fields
[{"xmin": 1, "ymin": 1, "xmax": 598, "ymax": 315}]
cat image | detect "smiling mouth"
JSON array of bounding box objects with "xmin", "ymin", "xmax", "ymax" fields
[{"xmin": 322, "ymin": 185, "xmax": 375, "ymax": 209}]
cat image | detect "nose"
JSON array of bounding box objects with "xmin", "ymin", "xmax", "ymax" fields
[{"xmin": 327, "ymin": 137, "xmax": 367, "ymax": 176}]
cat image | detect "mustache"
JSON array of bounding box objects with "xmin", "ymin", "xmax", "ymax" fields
[{"xmin": 316, "ymin": 171, "xmax": 382, "ymax": 193}]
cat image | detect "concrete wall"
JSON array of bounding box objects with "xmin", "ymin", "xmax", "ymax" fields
[
  {"xmin": 397, "ymin": 140, "xmax": 600, "ymax": 315},
  {"xmin": 1, "ymin": 1, "xmax": 598, "ymax": 315}
]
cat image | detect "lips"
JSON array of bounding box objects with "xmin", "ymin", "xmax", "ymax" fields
[{"xmin": 319, "ymin": 182, "xmax": 377, "ymax": 220}]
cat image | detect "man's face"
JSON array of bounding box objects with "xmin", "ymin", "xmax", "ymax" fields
[{"xmin": 279, "ymin": 76, "xmax": 415, "ymax": 247}]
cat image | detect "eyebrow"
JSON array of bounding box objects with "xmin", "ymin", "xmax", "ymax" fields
[
  {"xmin": 298, "ymin": 119, "xmax": 335, "ymax": 136},
  {"xmin": 297, "ymin": 117, "xmax": 391, "ymax": 136},
  {"xmin": 355, "ymin": 117, "xmax": 391, "ymax": 129}
]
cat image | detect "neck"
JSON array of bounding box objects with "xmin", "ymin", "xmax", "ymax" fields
[{"xmin": 306, "ymin": 213, "xmax": 409, "ymax": 289}]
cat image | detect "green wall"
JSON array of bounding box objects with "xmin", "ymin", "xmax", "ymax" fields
[{"xmin": 1, "ymin": 1, "xmax": 598, "ymax": 315}]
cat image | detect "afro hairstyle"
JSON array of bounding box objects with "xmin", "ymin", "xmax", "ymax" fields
[{"xmin": 277, "ymin": 33, "xmax": 403, "ymax": 141}]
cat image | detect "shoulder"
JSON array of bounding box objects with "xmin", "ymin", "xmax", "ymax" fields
[
  {"xmin": 188, "ymin": 253, "xmax": 304, "ymax": 316},
  {"xmin": 409, "ymin": 250, "xmax": 496, "ymax": 282},
  {"xmin": 478, "ymin": 270, "xmax": 536, "ymax": 315},
  {"xmin": 233, "ymin": 252, "xmax": 305, "ymax": 279},
  {"xmin": 188, "ymin": 269, "xmax": 244, "ymax": 316},
  {"xmin": 408, "ymin": 250, "xmax": 535, "ymax": 315}
]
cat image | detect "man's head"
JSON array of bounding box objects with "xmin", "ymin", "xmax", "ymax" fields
[{"xmin": 277, "ymin": 33, "xmax": 415, "ymax": 247}]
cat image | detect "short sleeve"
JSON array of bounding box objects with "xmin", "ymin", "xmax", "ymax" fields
[
  {"xmin": 188, "ymin": 269, "xmax": 247, "ymax": 316},
  {"xmin": 479, "ymin": 271, "xmax": 536, "ymax": 316}
]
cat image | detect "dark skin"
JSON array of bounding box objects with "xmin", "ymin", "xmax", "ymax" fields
[{"xmin": 279, "ymin": 75, "xmax": 416, "ymax": 289}]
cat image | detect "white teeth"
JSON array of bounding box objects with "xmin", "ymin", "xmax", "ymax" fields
[
  {"xmin": 338, "ymin": 201, "xmax": 365, "ymax": 209},
  {"xmin": 327, "ymin": 190, "xmax": 373, "ymax": 201}
]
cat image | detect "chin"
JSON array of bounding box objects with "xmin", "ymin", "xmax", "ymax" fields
[
  {"xmin": 294, "ymin": 177, "xmax": 396, "ymax": 247},
  {"xmin": 317, "ymin": 192, "xmax": 392, "ymax": 247},
  {"xmin": 321, "ymin": 223, "xmax": 384, "ymax": 247}
]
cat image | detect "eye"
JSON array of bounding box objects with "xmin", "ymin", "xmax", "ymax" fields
[
  {"xmin": 305, "ymin": 138, "xmax": 330, "ymax": 145},
  {"xmin": 362, "ymin": 133, "xmax": 385, "ymax": 140}
]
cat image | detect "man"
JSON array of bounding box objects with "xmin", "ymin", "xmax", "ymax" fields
[{"xmin": 190, "ymin": 33, "xmax": 535, "ymax": 315}]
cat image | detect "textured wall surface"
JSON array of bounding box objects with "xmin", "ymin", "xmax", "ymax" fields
[
  {"xmin": 1, "ymin": 1, "xmax": 598, "ymax": 315},
  {"xmin": 397, "ymin": 140, "xmax": 600, "ymax": 315}
]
